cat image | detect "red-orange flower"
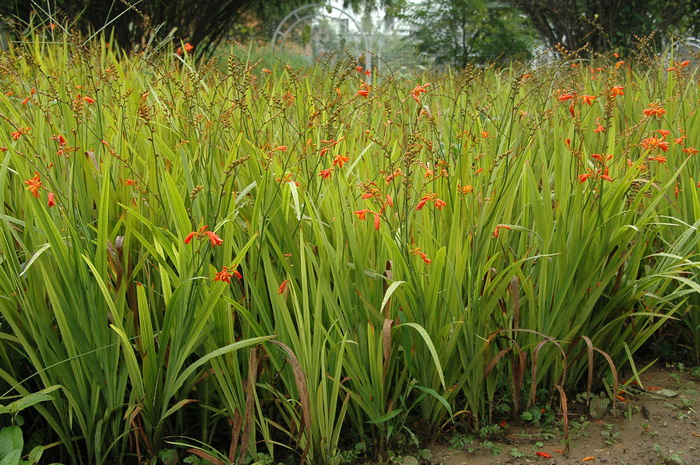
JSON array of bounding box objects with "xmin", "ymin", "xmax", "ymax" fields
[
  {"xmin": 354, "ymin": 209, "xmax": 370, "ymax": 220},
  {"xmin": 409, "ymin": 83, "xmax": 431, "ymax": 103},
  {"xmin": 558, "ymin": 93, "xmax": 575, "ymax": 102},
  {"xmin": 176, "ymin": 42, "xmax": 194, "ymax": 55},
  {"xmin": 600, "ymin": 167, "xmax": 613, "ymax": 182},
  {"xmin": 580, "ymin": 95, "xmax": 596, "ymax": 105},
  {"xmin": 410, "ymin": 248, "xmax": 432, "ymax": 264},
  {"xmin": 11, "ymin": 127, "xmax": 31, "ymax": 140},
  {"xmin": 578, "ymin": 171, "xmax": 595, "ymax": 183},
  {"xmin": 594, "ymin": 122, "xmax": 605, "ymax": 133},
  {"xmin": 643, "ymin": 103, "xmax": 666, "ymax": 119},
  {"xmin": 434, "ymin": 198, "xmax": 447, "ymax": 210},
  {"xmin": 493, "ymin": 224, "xmax": 511, "ymax": 238},
  {"xmin": 278, "ymin": 279, "xmax": 289, "ymax": 295},
  {"xmin": 23, "ymin": 172, "xmax": 42, "ymax": 198},
  {"xmin": 641, "ymin": 137, "xmax": 670, "ymax": 152},
  {"xmin": 535, "ymin": 451, "xmax": 552, "ymax": 458},
  {"xmin": 333, "ymin": 154, "xmax": 350, "ymax": 168},
  {"xmin": 356, "ymin": 89, "xmax": 369, "ymax": 98},
  {"xmin": 205, "ymin": 231, "xmax": 223, "ymax": 246},
  {"xmin": 648, "ymin": 155, "xmax": 666, "ymax": 163},
  {"xmin": 682, "ymin": 147, "xmax": 698, "ymax": 155},
  {"xmin": 184, "ymin": 225, "xmax": 223, "ymax": 246},
  {"xmin": 47, "ymin": 192, "xmax": 56, "ymax": 207},
  {"xmin": 319, "ymin": 168, "xmax": 333, "ymax": 179},
  {"xmin": 214, "ymin": 266, "xmax": 241, "ymax": 283},
  {"xmin": 458, "ymin": 184, "xmax": 473, "ymax": 194},
  {"xmin": 610, "ymin": 85, "xmax": 625, "ymax": 96}
]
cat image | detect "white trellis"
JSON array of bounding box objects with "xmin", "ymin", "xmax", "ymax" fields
[{"xmin": 271, "ymin": 4, "xmax": 372, "ymax": 76}]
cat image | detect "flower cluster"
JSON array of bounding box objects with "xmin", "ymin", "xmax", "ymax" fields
[{"xmin": 184, "ymin": 225, "xmax": 223, "ymax": 246}]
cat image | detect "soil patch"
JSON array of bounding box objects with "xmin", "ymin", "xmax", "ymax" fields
[{"xmin": 430, "ymin": 364, "xmax": 700, "ymax": 465}]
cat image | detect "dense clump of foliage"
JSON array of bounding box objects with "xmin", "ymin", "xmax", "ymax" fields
[{"xmin": 0, "ymin": 29, "xmax": 698, "ymax": 464}]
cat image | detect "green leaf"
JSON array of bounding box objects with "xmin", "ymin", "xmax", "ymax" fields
[
  {"xmin": 0, "ymin": 426, "xmax": 22, "ymax": 462},
  {"xmin": 366, "ymin": 408, "xmax": 403, "ymax": 424},
  {"xmin": 396, "ymin": 322, "xmax": 446, "ymax": 389}
]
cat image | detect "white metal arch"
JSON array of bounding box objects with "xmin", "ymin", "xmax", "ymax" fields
[{"xmin": 271, "ymin": 3, "xmax": 371, "ymax": 75}]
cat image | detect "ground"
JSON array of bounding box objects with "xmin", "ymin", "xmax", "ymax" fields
[{"xmin": 427, "ymin": 363, "xmax": 700, "ymax": 465}]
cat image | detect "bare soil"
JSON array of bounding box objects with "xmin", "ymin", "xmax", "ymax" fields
[{"xmin": 429, "ymin": 364, "xmax": 700, "ymax": 465}]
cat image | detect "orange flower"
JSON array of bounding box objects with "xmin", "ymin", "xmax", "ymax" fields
[
  {"xmin": 373, "ymin": 213, "xmax": 381, "ymax": 230},
  {"xmin": 82, "ymin": 96, "xmax": 95, "ymax": 104},
  {"xmin": 333, "ymin": 154, "xmax": 350, "ymax": 168},
  {"xmin": 656, "ymin": 129, "xmax": 671, "ymax": 138},
  {"xmin": 535, "ymin": 452, "xmax": 552, "ymax": 458},
  {"xmin": 674, "ymin": 135, "xmax": 686, "ymax": 145},
  {"xmin": 409, "ymin": 83, "xmax": 431, "ymax": 103},
  {"xmin": 319, "ymin": 168, "xmax": 333, "ymax": 179},
  {"xmin": 594, "ymin": 122, "xmax": 605, "ymax": 133},
  {"xmin": 682, "ymin": 147, "xmax": 698, "ymax": 155},
  {"xmin": 647, "ymin": 155, "xmax": 666, "ymax": 163},
  {"xmin": 263, "ymin": 68, "xmax": 272, "ymax": 74},
  {"xmin": 214, "ymin": 266, "xmax": 241, "ymax": 283},
  {"xmin": 11, "ymin": 127, "xmax": 30, "ymax": 140},
  {"xmin": 410, "ymin": 248, "xmax": 432, "ymax": 264},
  {"xmin": 356, "ymin": 89, "xmax": 369, "ymax": 98},
  {"xmin": 458, "ymin": 184, "xmax": 473, "ymax": 194},
  {"xmin": 204, "ymin": 231, "xmax": 223, "ymax": 246},
  {"xmin": 214, "ymin": 266, "xmax": 234, "ymax": 283},
  {"xmin": 641, "ymin": 137, "xmax": 670, "ymax": 152},
  {"xmin": 47, "ymin": 192, "xmax": 56, "ymax": 207},
  {"xmin": 184, "ymin": 225, "xmax": 223, "ymax": 246},
  {"xmin": 176, "ymin": 42, "xmax": 194, "ymax": 55},
  {"xmin": 667, "ymin": 60, "xmax": 690, "ymax": 71},
  {"xmin": 415, "ymin": 193, "xmax": 437, "ymax": 210},
  {"xmin": 434, "ymin": 198, "xmax": 447, "ymax": 210},
  {"xmin": 610, "ymin": 85, "xmax": 624, "ymax": 96},
  {"xmin": 615, "ymin": 60, "xmax": 625, "ymax": 69},
  {"xmin": 578, "ymin": 172, "xmax": 595, "ymax": 183},
  {"xmin": 580, "ymin": 95, "xmax": 596, "ymax": 105},
  {"xmin": 278, "ymin": 279, "xmax": 289, "ymax": 295},
  {"xmin": 643, "ymin": 103, "xmax": 666, "ymax": 119},
  {"xmin": 23, "ymin": 172, "xmax": 42, "ymax": 198},
  {"xmin": 354, "ymin": 209, "xmax": 370, "ymax": 220},
  {"xmin": 126, "ymin": 179, "xmax": 137, "ymax": 186},
  {"xmin": 493, "ymin": 224, "xmax": 511, "ymax": 238},
  {"xmin": 558, "ymin": 93, "xmax": 575, "ymax": 102},
  {"xmin": 50, "ymin": 134, "xmax": 67, "ymax": 146}
]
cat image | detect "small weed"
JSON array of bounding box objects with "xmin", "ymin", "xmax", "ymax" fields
[
  {"xmin": 600, "ymin": 423, "xmax": 620, "ymax": 445},
  {"xmin": 653, "ymin": 443, "xmax": 686, "ymax": 464},
  {"xmin": 509, "ymin": 447, "xmax": 525, "ymax": 458},
  {"xmin": 448, "ymin": 433, "xmax": 475, "ymax": 453}
]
